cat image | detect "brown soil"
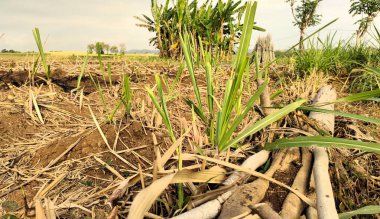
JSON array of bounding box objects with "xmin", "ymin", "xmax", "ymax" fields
[
  {"xmin": 0, "ymin": 57, "xmax": 379, "ymax": 218},
  {"xmin": 32, "ymin": 121, "xmax": 161, "ymax": 168},
  {"xmin": 0, "ymin": 69, "xmax": 121, "ymax": 94},
  {"xmin": 262, "ymin": 150, "xmax": 301, "ymax": 212},
  {"xmin": 0, "ymin": 60, "xmax": 172, "ymax": 218},
  {"xmin": 0, "ymin": 112, "xmax": 38, "ymax": 143}
]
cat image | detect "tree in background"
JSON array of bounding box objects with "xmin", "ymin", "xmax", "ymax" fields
[
  {"xmin": 286, "ymin": 0, "xmax": 322, "ymax": 50},
  {"xmin": 87, "ymin": 44, "xmax": 95, "ymax": 53},
  {"xmin": 95, "ymin": 42, "xmax": 105, "ymax": 54},
  {"xmin": 103, "ymin": 44, "xmax": 110, "ymax": 54},
  {"xmin": 1, "ymin": 49, "xmax": 18, "ymax": 53},
  {"xmin": 110, "ymin": 45, "xmax": 119, "ymax": 54},
  {"xmin": 349, "ymin": 0, "xmax": 380, "ymax": 46},
  {"xmin": 135, "ymin": 0, "xmax": 250, "ymax": 59},
  {"xmin": 119, "ymin": 43, "xmax": 126, "ymax": 54},
  {"xmin": 88, "ymin": 42, "xmax": 126, "ymax": 54}
]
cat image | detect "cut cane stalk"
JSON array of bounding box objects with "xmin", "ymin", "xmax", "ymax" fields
[
  {"xmin": 280, "ymin": 147, "xmax": 313, "ymax": 218},
  {"xmin": 250, "ymin": 203, "xmax": 281, "ymax": 219},
  {"xmin": 309, "ymin": 85, "xmax": 339, "ymax": 219},
  {"xmin": 218, "ymin": 150, "xmax": 287, "ymax": 219}
]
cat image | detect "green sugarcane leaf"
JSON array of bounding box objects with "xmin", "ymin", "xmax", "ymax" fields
[
  {"xmin": 339, "ymin": 205, "xmax": 380, "ymax": 219},
  {"xmin": 76, "ymin": 54, "xmax": 89, "ymax": 89},
  {"xmin": 170, "ymin": 63, "xmax": 185, "ymax": 93},
  {"xmin": 146, "ymin": 86, "xmax": 173, "ymax": 140},
  {"xmin": 218, "ymin": 80, "xmax": 268, "ymax": 148},
  {"xmin": 204, "ymin": 62, "xmax": 214, "ymax": 116},
  {"xmin": 184, "ymin": 98, "xmax": 207, "ymax": 123},
  {"xmin": 365, "ymin": 66, "xmax": 380, "ymax": 76},
  {"xmin": 252, "ymin": 25, "xmax": 266, "ymax": 31},
  {"xmin": 335, "ymin": 89, "xmax": 380, "ymax": 103},
  {"xmin": 155, "ymin": 74, "xmax": 175, "ymax": 141},
  {"xmin": 367, "ymin": 98, "xmax": 380, "ymax": 102},
  {"xmin": 265, "ymin": 136, "xmax": 380, "ymax": 154},
  {"xmin": 299, "ymin": 106, "xmax": 380, "ymax": 124},
  {"xmin": 270, "ymin": 89, "xmax": 283, "ymax": 100},
  {"xmin": 122, "ymin": 74, "xmax": 132, "ymax": 113},
  {"xmin": 222, "ymin": 99, "xmax": 306, "ymax": 151},
  {"xmin": 179, "ymin": 32, "xmax": 204, "ymax": 114},
  {"xmin": 32, "ymin": 28, "xmax": 50, "ymax": 79}
]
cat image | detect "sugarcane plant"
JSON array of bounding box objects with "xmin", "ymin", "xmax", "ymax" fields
[
  {"xmin": 32, "ymin": 28, "xmax": 51, "ymax": 80},
  {"xmin": 182, "ymin": 1, "xmax": 380, "ymax": 153},
  {"xmin": 108, "ymin": 74, "xmax": 133, "ymax": 122},
  {"xmin": 137, "ymin": 2, "xmax": 380, "ymax": 218},
  {"xmin": 181, "ymin": 1, "xmax": 306, "ymax": 151},
  {"xmin": 146, "ymin": 74, "xmax": 185, "ymax": 208},
  {"xmin": 75, "ymin": 54, "xmax": 89, "ymax": 91}
]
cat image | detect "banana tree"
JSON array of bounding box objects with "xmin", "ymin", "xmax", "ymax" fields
[{"xmin": 135, "ymin": 0, "xmax": 248, "ymax": 59}]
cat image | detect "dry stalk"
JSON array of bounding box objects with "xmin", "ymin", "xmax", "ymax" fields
[
  {"xmin": 250, "ymin": 203, "xmax": 281, "ymax": 219},
  {"xmin": 218, "ymin": 150, "xmax": 286, "ymax": 218},
  {"xmin": 280, "ymin": 147, "xmax": 313, "ymax": 218},
  {"xmin": 309, "ymin": 85, "xmax": 339, "ymax": 219},
  {"xmin": 0, "ymin": 134, "xmax": 86, "ymax": 198}
]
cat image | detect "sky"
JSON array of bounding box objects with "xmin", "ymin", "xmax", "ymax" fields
[{"xmin": 0, "ymin": 0, "xmax": 379, "ymax": 52}]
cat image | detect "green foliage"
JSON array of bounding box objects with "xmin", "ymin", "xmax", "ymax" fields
[
  {"xmin": 1, "ymin": 49, "xmax": 20, "ymax": 53},
  {"xmin": 3, "ymin": 214, "xmax": 17, "ymax": 219},
  {"xmin": 169, "ymin": 63, "xmax": 184, "ymax": 94},
  {"xmin": 349, "ymin": 0, "xmax": 380, "ymax": 44},
  {"xmin": 32, "ymin": 28, "xmax": 51, "ymax": 79},
  {"xmin": 88, "ymin": 42, "xmax": 123, "ymax": 54},
  {"xmin": 87, "ymin": 72, "xmax": 106, "ymax": 107},
  {"xmin": 96, "ymin": 42, "xmax": 107, "ymax": 84},
  {"xmin": 293, "ymin": 34, "xmax": 348, "ymax": 75},
  {"xmin": 350, "ymin": 55, "xmax": 380, "ymax": 93},
  {"xmin": 1, "ymin": 200, "xmax": 19, "ymax": 212},
  {"xmin": 370, "ymin": 25, "xmax": 380, "ymax": 46},
  {"xmin": 146, "ymin": 74, "xmax": 184, "ymax": 208},
  {"xmin": 108, "ymin": 74, "xmax": 133, "ymax": 122},
  {"xmin": 349, "ymin": 67, "xmax": 380, "ymax": 92},
  {"xmin": 291, "ymin": 34, "xmax": 380, "ymax": 76},
  {"xmin": 180, "ymin": 2, "xmax": 305, "ymax": 151},
  {"xmin": 339, "ymin": 205, "xmax": 380, "ymax": 219},
  {"xmin": 223, "ymin": 99, "xmax": 306, "ymax": 150},
  {"xmin": 107, "ymin": 63, "xmax": 113, "ymax": 86},
  {"xmin": 287, "ymin": 0, "xmax": 322, "ymax": 28},
  {"xmin": 345, "ymin": 44, "xmax": 380, "ymax": 67},
  {"xmin": 80, "ymin": 180, "xmax": 93, "ymax": 187},
  {"xmin": 110, "ymin": 45, "xmax": 118, "ymax": 54},
  {"xmin": 266, "ymin": 89, "xmax": 380, "ymax": 154},
  {"xmin": 299, "ymin": 106, "xmax": 380, "ymax": 124},
  {"xmin": 286, "ymin": 0, "xmax": 322, "ymax": 49},
  {"xmin": 146, "ymin": 74, "xmax": 176, "ymax": 142},
  {"xmin": 87, "ymin": 44, "xmax": 95, "ymax": 53},
  {"xmin": 334, "ymin": 89, "xmax": 380, "ymax": 103},
  {"xmin": 136, "ymin": 0, "xmax": 248, "ymax": 59},
  {"xmin": 76, "ymin": 54, "xmax": 89, "ymax": 90},
  {"xmin": 265, "ymin": 136, "xmax": 380, "ymax": 154},
  {"xmin": 121, "ymin": 74, "xmax": 132, "ymax": 114}
]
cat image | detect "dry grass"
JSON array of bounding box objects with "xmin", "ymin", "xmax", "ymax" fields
[{"xmin": 0, "ymin": 55, "xmax": 379, "ymax": 218}]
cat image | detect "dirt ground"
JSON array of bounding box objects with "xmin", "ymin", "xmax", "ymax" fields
[{"xmin": 0, "ymin": 56, "xmax": 379, "ymax": 218}]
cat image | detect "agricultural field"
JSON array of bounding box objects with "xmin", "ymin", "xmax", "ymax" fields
[{"xmin": 1, "ymin": 0, "xmax": 380, "ymax": 219}]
